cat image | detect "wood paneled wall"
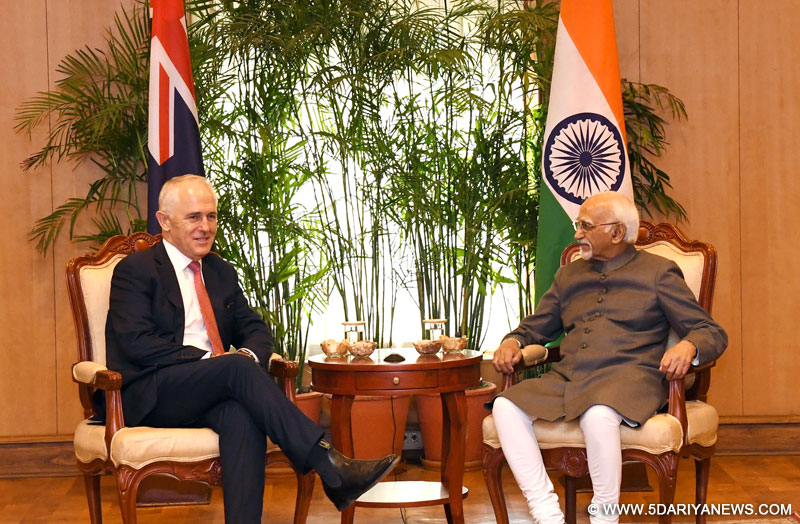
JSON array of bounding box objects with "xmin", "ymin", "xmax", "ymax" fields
[
  {"xmin": 615, "ymin": 1, "xmax": 745, "ymax": 417},
  {"xmin": 613, "ymin": 0, "xmax": 800, "ymax": 421},
  {"xmin": 1, "ymin": 1, "xmax": 798, "ymax": 442},
  {"xmin": 0, "ymin": 1, "xmax": 128, "ymax": 438}
]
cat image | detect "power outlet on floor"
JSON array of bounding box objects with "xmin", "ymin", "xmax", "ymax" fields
[{"xmin": 403, "ymin": 430, "xmax": 423, "ymax": 450}]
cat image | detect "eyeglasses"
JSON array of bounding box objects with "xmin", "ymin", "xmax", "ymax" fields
[{"xmin": 572, "ymin": 220, "xmax": 619, "ymax": 232}]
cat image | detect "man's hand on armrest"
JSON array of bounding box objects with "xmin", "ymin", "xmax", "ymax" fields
[
  {"xmin": 493, "ymin": 338, "xmax": 523, "ymax": 374},
  {"xmin": 659, "ymin": 340, "xmax": 697, "ymax": 380},
  {"xmin": 267, "ymin": 352, "xmax": 282, "ymax": 371}
]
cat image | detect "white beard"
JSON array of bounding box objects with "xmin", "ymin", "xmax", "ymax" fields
[{"xmin": 578, "ymin": 242, "xmax": 593, "ymax": 261}]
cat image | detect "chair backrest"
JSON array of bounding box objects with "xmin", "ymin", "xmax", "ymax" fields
[
  {"xmin": 560, "ymin": 221, "xmax": 717, "ymax": 315},
  {"xmin": 66, "ymin": 233, "xmax": 161, "ymax": 366}
]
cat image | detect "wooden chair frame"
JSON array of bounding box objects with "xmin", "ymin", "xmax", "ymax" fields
[
  {"xmin": 482, "ymin": 222, "xmax": 720, "ymax": 524},
  {"xmin": 68, "ymin": 232, "xmax": 314, "ymax": 524}
]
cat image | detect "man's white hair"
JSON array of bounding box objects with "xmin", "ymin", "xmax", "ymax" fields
[
  {"xmin": 602, "ymin": 191, "xmax": 640, "ymax": 243},
  {"xmin": 158, "ymin": 174, "xmax": 218, "ymax": 216}
]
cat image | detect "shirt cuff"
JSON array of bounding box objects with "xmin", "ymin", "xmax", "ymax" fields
[
  {"xmin": 503, "ymin": 335, "xmax": 525, "ymax": 349},
  {"xmin": 236, "ymin": 348, "xmax": 260, "ymax": 363}
]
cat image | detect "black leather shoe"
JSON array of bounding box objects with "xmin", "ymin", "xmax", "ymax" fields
[{"xmin": 319, "ymin": 446, "xmax": 400, "ymax": 511}]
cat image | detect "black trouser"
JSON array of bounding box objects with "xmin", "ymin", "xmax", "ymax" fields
[{"xmin": 138, "ymin": 355, "xmax": 324, "ymax": 524}]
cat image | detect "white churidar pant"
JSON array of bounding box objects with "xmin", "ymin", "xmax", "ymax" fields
[{"xmin": 492, "ymin": 397, "xmax": 623, "ymax": 524}]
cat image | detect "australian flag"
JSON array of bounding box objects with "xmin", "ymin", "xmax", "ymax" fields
[{"xmin": 146, "ymin": 0, "xmax": 204, "ymax": 234}]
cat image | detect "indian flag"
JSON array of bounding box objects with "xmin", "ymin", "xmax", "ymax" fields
[{"xmin": 534, "ymin": 0, "xmax": 633, "ymax": 303}]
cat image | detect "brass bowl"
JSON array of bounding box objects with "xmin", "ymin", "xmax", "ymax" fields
[
  {"xmin": 320, "ymin": 339, "xmax": 351, "ymax": 357},
  {"xmin": 441, "ymin": 335, "xmax": 467, "ymax": 353},
  {"xmin": 349, "ymin": 340, "xmax": 377, "ymax": 357},
  {"xmin": 413, "ymin": 339, "xmax": 442, "ymax": 355}
]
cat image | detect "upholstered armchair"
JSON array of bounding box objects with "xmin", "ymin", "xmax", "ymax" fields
[
  {"xmin": 482, "ymin": 222, "xmax": 721, "ymax": 524},
  {"xmin": 68, "ymin": 232, "xmax": 314, "ymax": 524}
]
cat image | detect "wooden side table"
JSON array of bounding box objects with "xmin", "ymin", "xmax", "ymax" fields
[{"xmin": 309, "ymin": 347, "xmax": 482, "ymax": 524}]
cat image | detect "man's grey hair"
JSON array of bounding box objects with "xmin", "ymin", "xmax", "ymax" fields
[
  {"xmin": 158, "ymin": 174, "xmax": 218, "ymax": 216},
  {"xmin": 605, "ymin": 192, "xmax": 640, "ymax": 243}
]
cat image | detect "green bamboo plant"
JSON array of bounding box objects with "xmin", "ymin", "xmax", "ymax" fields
[
  {"xmin": 379, "ymin": 0, "xmax": 559, "ymax": 349},
  {"xmin": 192, "ymin": 0, "xmax": 330, "ymax": 388}
]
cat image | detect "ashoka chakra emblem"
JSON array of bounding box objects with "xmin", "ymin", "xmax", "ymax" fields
[{"xmin": 543, "ymin": 112, "xmax": 626, "ymax": 205}]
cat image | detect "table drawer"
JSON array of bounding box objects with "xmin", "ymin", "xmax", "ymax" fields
[{"xmin": 355, "ymin": 370, "xmax": 438, "ymax": 390}]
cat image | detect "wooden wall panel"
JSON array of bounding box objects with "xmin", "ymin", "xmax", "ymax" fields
[
  {"xmin": 638, "ymin": 1, "xmax": 743, "ymax": 416},
  {"xmin": 45, "ymin": 0, "xmax": 130, "ymax": 436},
  {"xmin": 0, "ymin": 2, "xmax": 58, "ymax": 436},
  {"xmin": 613, "ymin": 0, "xmax": 640, "ymax": 83},
  {"xmin": 739, "ymin": 1, "xmax": 800, "ymax": 417},
  {"xmin": 0, "ymin": 1, "xmax": 130, "ymax": 437},
  {"xmin": 47, "ymin": 0, "xmax": 130, "ymax": 434}
]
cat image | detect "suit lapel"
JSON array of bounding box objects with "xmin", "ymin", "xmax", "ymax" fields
[{"xmin": 153, "ymin": 241, "xmax": 185, "ymax": 311}]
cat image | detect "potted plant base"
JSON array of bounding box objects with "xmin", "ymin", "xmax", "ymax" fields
[
  {"xmin": 296, "ymin": 389, "xmax": 323, "ymax": 424},
  {"xmin": 416, "ymin": 381, "xmax": 497, "ymax": 471},
  {"xmin": 350, "ymin": 395, "xmax": 411, "ymax": 461}
]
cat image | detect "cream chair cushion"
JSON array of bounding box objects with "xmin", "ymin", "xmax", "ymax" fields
[
  {"xmin": 110, "ymin": 427, "xmax": 220, "ymax": 469},
  {"xmin": 483, "ymin": 399, "xmax": 717, "ymax": 453},
  {"xmin": 483, "ymin": 413, "xmax": 684, "ymax": 454},
  {"xmin": 642, "ymin": 241, "xmax": 704, "ymax": 352},
  {"xmin": 79, "ymin": 254, "xmax": 125, "ymax": 366},
  {"xmin": 686, "ymin": 401, "xmax": 718, "ymax": 447},
  {"xmin": 74, "ymin": 419, "xmax": 109, "ymax": 463},
  {"xmin": 641, "ymin": 241, "xmax": 703, "ymax": 299},
  {"xmin": 73, "ymin": 361, "xmax": 107, "ymax": 384}
]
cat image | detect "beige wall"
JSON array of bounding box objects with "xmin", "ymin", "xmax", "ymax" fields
[
  {"xmin": 614, "ymin": 0, "xmax": 800, "ymax": 421},
  {"xmin": 0, "ymin": 0, "xmax": 797, "ymax": 440},
  {"xmin": 1, "ymin": 0, "xmax": 128, "ymax": 437}
]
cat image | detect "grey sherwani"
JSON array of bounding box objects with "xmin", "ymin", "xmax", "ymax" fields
[{"xmin": 498, "ymin": 245, "xmax": 727, "ymax": 425}]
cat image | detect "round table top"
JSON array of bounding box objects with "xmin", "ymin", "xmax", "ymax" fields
[{"xmin": 307, "ymin": 347, "xmax": 482, "ymax": 371}]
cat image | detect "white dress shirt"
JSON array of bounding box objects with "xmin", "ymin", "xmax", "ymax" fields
[
  {"xmin": 162, "ymin": 239, "xmax": 214, "ymax": 357},
  {"xmin": 162, "ymin": 239, "xmax": 259, "ymax": 362}
]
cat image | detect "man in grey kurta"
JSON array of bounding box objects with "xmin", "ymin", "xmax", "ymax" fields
[{"xmin": 492, "ymin": 192, "xmax": 727, "ymax": 524}]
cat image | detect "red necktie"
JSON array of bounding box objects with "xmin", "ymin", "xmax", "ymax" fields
[{"xmin": 188, "ymin": 261, "xmax": 225, "ymax": 356}]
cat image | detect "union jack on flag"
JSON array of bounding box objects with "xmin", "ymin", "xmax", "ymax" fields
[{"xmin": 146, "ymin": 0, "xmax": 204, "ymax": 234}]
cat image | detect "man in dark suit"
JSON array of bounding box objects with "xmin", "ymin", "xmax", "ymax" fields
[{"xmin": 105, "ymin": 174, "xmax": 398, "ymax": 523}]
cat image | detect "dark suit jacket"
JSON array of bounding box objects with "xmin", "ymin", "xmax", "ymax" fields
[{"xmin": 103, "ymin": 241, "xmax": 273, "ymax": 426}]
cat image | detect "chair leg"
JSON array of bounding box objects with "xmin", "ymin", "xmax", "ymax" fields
[
  {"xmin": 695, "ymin": 457, "xmax": 711, "ymax": 524},
  {"xmin": 655, "ymin": 455, "xmax": 679, "ymax": 524},
  {"xmin": 115, "ymin": 469, "xmax": 139, "ymax": 524},
  {"xmin": 83, "ymin": 473, "xmax": 103, "ymax": 524},
  {"xmin": 482, "ymin": 447, "xmax": 510, "ymax": 524},
  {"xmin": 564, "ymin": 475, "xmax": 577, "ymax": 524},
  {"xmin": 292, "ymin": 470, "xmax": 315, "ymax": 524}
]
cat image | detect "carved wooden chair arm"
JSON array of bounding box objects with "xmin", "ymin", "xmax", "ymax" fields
[
  {"xmin": 72, "ymin": 361, "xmax": 125, "ymax": 452},
  {"xmin": 500, "ymin": 345, "xmax": 563, "ymax": 392},
  {"xmin": 93, "ymin": 369, "xmax": 123, "ymax": 390},
  {"xmin": 268, "ymin": 356, "xmax": 300, "ymax": 403},
  {"xmin": 667, "ymin": 359, "xmax": 717, "ymax": 442}
]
